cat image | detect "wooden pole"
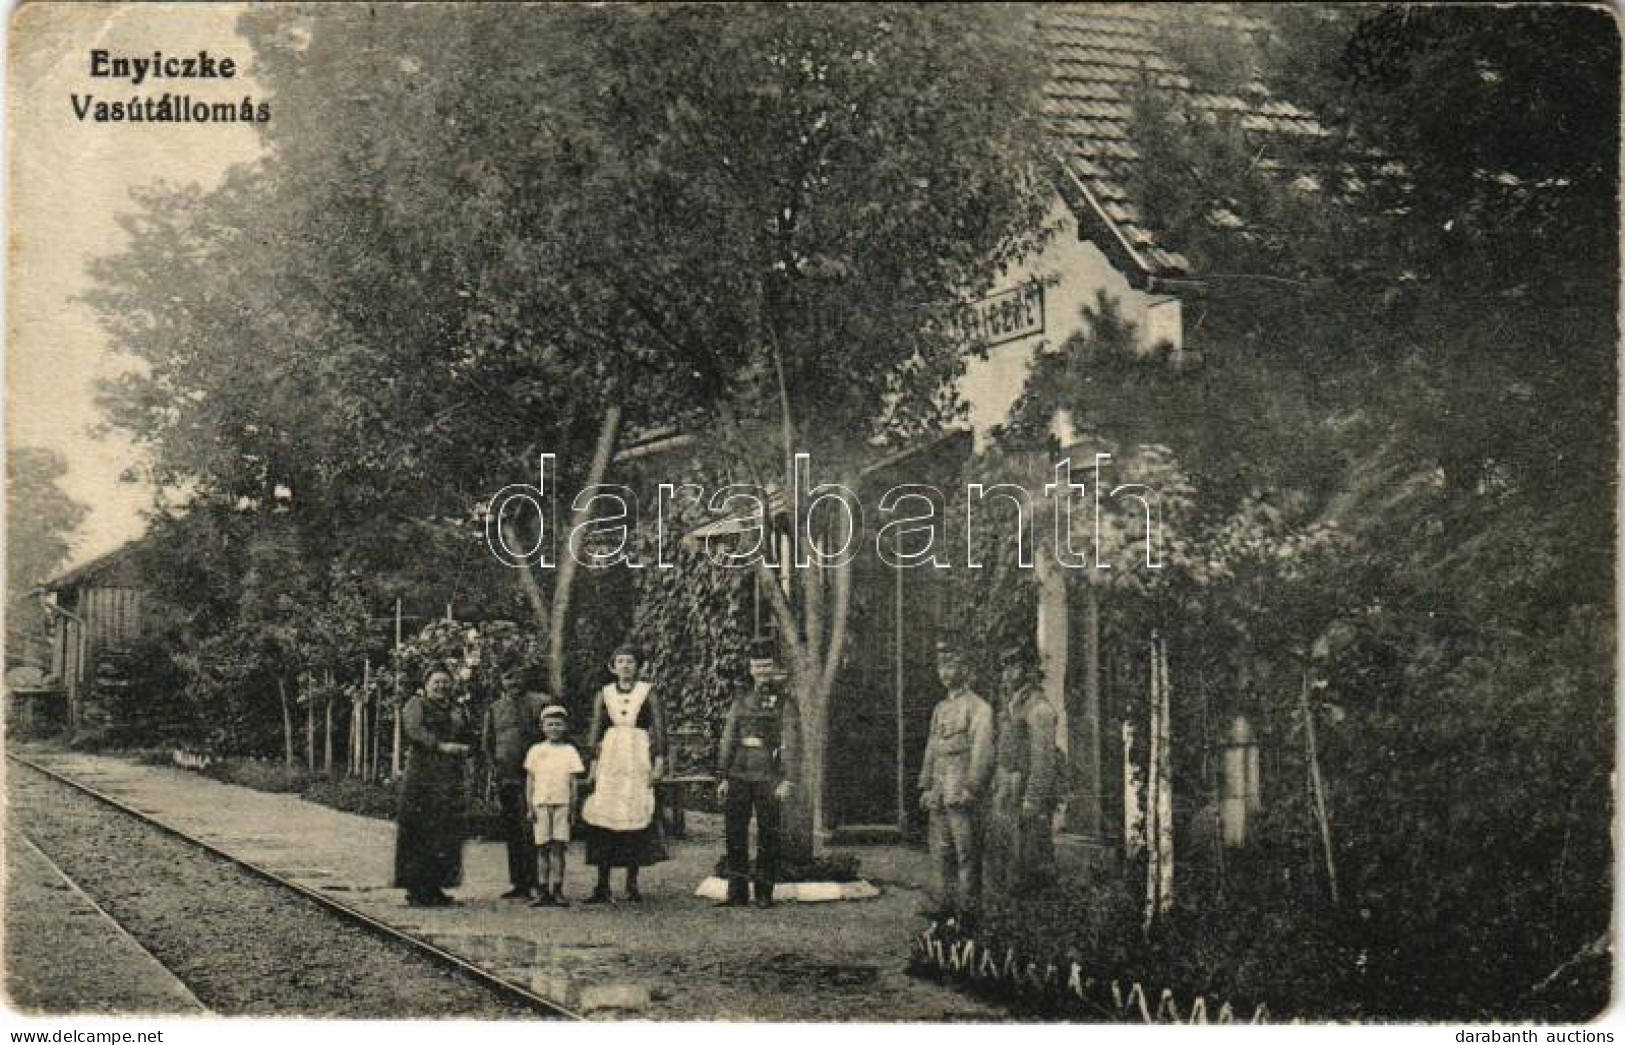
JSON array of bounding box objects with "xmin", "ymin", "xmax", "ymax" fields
[
  {"xmin": 359, "ymin": 658, "xmax": 371, "ymax": 777},
  {"xmin": 392, "ymin": 599, "xmax": 404, "ymax": 777},
  {"xmin": 1299, "ymin": 664, "xmax": 1340, "ymax": 906},
  {"xmin": 369, "ymin": 657, "xmax": 383, "ymax": 782},
  {"xmin": 305, "ymin": 679, "xmax": 316, "ymax": 772},
  {"xmin": 278, "ymin": 677, "xmax": 295, "ymax": 769},
  {"xmin": 1080, "ymin": 584, "xmax": 1102, "ymax": 836},
  {"xmin": 1155, "ymin": 637, "xmax": 1174, "ymax": 918},
  {"xmin": 1143, "ymin": 635, "xmax": 1161, "ymax": 934},
  {"xmin": 894, "ymin": 540, "xmax": 906, "ymax": 834},
  {"xmin": 324, "ymin": 669, "xmax": 334, "ymax": 777}
]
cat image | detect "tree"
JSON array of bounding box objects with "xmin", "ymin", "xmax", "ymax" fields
[
  {"xmin": 91, "ymin": 4, "xmax": 1056, "ymax": 856},
  {"xmin": 1091, "ymin": 5, "xmax": 1619, "ymax": 1015},
  {"xmin": 6, "ymin": 448, "xmax": 88, "ymax": 667},
  {"xmin": 468, "ymin": 3, "xmax": 1054, "ymax": 855}
]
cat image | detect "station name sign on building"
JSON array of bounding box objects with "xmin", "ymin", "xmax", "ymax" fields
[{"xmin": 957, "ymin": 280, "xmax": 1045, "ymax": 348}]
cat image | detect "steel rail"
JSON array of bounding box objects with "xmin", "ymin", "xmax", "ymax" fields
[{"xmin": 9, "ymin": 753, "xmax": 582, "ymax": 1020}]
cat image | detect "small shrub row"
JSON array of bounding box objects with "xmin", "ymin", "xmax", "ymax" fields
[
  {"xmin": 304, "ymin": 776, "xmax": 397, "ymax": 820},
  {"xmin": 902, "ymin": 872, "xmax": 1365, "ymax": 1021},
  {"xmin": 187, "ymin": 755, "xmax": 511, "ymax": 833},
  {"xmin": 908, "ymin": 916, "xmax": 1277, "ymax": 1023},
  {"xmin": 200, "ymin": 757, "xmax": 311, "ymax": 794}
]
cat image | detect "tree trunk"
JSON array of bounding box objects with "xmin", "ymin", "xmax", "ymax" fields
[
  {"xmin": 324, "ymin": 697, "xmax": 334, "ymax": 777},
  {"xmin": 278, "ymin": 677, "xmax": 295, "ymax": 770},
  {"xmin": 1142, "ymin": 636, "xmax": 1163, "ymax": 933},
  {"xmin": 1155, "ymin": 638, "xmax": 1174, "ymax": 917},
  {"xmin": 549, "ymin": 403, "xmax": 623, "ymax": 700},
  {"xmin": 777, "ymin": 547, "xmax": 854, "ymax": 864},
  {"xmin": 305, "ymin": 694, "xmax": 315, "ymax": 772},
  {"xmin": 1142, "ymin": 634, "xmax": 1174, "ymax": 932},
  {"xmin": 782, "ymin": 659, "xmax": 823, "ymax": 865},
  {"xmin": 1123, "ymin": 716, "xmax": 1144, "ymax": 865},
  {"xmin": 509, "ymin": 532, "xmax": 552, "ymax": 657}
]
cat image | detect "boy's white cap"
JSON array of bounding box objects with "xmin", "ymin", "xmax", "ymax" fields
[{"xmin": 539, "ymin": 704, "xmax": 569, "ymax": 720}]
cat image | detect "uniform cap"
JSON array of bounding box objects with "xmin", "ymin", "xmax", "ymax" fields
[{"xmin": 539, "ymin": 704, "xmax": 569, "ymax": 720}]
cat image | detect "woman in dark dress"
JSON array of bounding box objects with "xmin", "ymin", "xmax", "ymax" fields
[
  {"xmin": 393, "ymin": 667, "xmax": 474, "ymax": 907},
  {"xmin": 580, "ymin": 645, "xmax": 668, "ymax": 903}
]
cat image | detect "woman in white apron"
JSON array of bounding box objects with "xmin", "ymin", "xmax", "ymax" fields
[{"xmin": 581, "ymin": 643, "xmax": 668, "ymax": 903}]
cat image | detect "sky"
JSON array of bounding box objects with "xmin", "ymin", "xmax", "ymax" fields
[{"xmin": 7, "ymin": 2, "xmax": 264, "ymax": 571}]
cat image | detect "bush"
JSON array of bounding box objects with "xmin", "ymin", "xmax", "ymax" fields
[
  {"xmin": 65, "ymin": 728, "xmax": 117, "ymax": 753},
  {"xmin": 925, "ymin": 873, "xmax": 1357, "ymax": 1021},
  {"xmin": 303, "ymin": 776, "xmax": 397, "ymax": 820},
  {"xmin": 200, "ymin": 757, "xmax": 311, "ymax": 793}
]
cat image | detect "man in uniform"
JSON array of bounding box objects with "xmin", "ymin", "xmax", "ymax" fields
[
  {"xmin": 481, "ymin": 673, "xmax": 545, "ymax": 899},
  {"xmin": 918, "ymin": 640, "xmax": 994, "ymax": 920},
  {"xmin": 987, "ymin": 646, "xmax": 1061, "ymax": 894},
  {"xmin": 715, "ymin": 657, "xmax": 800, "ymax": 908}
]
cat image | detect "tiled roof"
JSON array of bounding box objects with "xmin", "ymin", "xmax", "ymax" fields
[{"xmin": 1038, "ymin": 4, "xmax": 1333, "ymax": 286}]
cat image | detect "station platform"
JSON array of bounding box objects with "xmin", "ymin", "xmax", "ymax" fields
[{"xmin": 9, "ymin": 751, "xmax": 993, "ymax": 1021}]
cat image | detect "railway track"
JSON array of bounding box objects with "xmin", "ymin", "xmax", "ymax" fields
[{"xmin": 8, "ymin": 753, "xmax": 581, "ymax": 1019}]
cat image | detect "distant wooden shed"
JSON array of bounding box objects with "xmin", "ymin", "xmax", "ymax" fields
[{"xmin": 37, "ymin": 540, "xmax": 151, "ymax": 733}]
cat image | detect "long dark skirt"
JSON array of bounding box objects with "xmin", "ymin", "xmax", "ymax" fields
[
  {"xmin": 583, "ymin": 818, "xmax": 668, "ymax": 868},
  {"xmin": 393, "ymin": 764, "xmax": 466, "ymax": 895}
]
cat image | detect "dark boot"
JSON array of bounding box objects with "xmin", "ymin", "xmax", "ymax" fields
[
  {"xmin": 753, "ymin": 880, "xmax": 776, "ymax": 909},
  {"xmin": 715, "ymin": 877, "xmax": 750, "ymax": 907}
]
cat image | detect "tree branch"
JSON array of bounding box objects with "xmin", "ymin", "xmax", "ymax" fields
[
  {"xmin": 819, "ymin": 539, "xmax": 854, "ymax": 696},
  {"xmin": 549, "ymin": 401, "xmax": 623, "ymax": 697}
]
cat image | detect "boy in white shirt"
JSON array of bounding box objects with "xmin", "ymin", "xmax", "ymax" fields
[{"xmin": 524, "ymin": 705, "xmax": 585, "ymax": 907}]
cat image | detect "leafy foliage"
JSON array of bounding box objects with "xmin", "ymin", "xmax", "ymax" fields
[
  {"xmin": 392, "ymin": 618, "xmax": 545, "ymax": 714},
  {"xmin": 628, "ymin": 494, "xmax": 757, "ymax": 772},
  {"xmin": 6, "ymin": 448, "xmax": 89, "ymax": 666},
  {"xmin": 936, "ymin": 5, "xmax": 1617, "ymax": 1020}
]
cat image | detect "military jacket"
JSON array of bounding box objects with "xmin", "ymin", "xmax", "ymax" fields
[
  {"xmin": 918, "ymin": 688, "xmax": 994, "ymax": 809},
  {"xmin": 717, "ymin": 691, "xmax": 801, "ymax": 784},
  {"xmin": 481, "ymin": 694, "xmax": 542, "ymax": 783}
]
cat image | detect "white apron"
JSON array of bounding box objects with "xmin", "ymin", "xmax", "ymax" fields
[{"xmin": 582, "ymin": 682, "xmax": 655, "ymax": 831}]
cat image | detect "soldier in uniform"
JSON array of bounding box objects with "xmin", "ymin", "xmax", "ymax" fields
[
  {"xmin": 481, "ymin": 674, "xmax": 546, "ymax": 899},
  {"xmin": 918, "ymin": 640, "xmax": 994, "ymax": 920},
  {"xmin": 987, "ymin": 646, "xmax": 1061, "ymax": 894},
  {"xmin": 715, "ymin": 657, "xmax": 801, "ymax": 908}
]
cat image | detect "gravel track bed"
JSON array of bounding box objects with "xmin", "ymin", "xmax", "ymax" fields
[{"xmin": 9, "ymin": 765, "xmax": 550, "ymax": 1018}]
